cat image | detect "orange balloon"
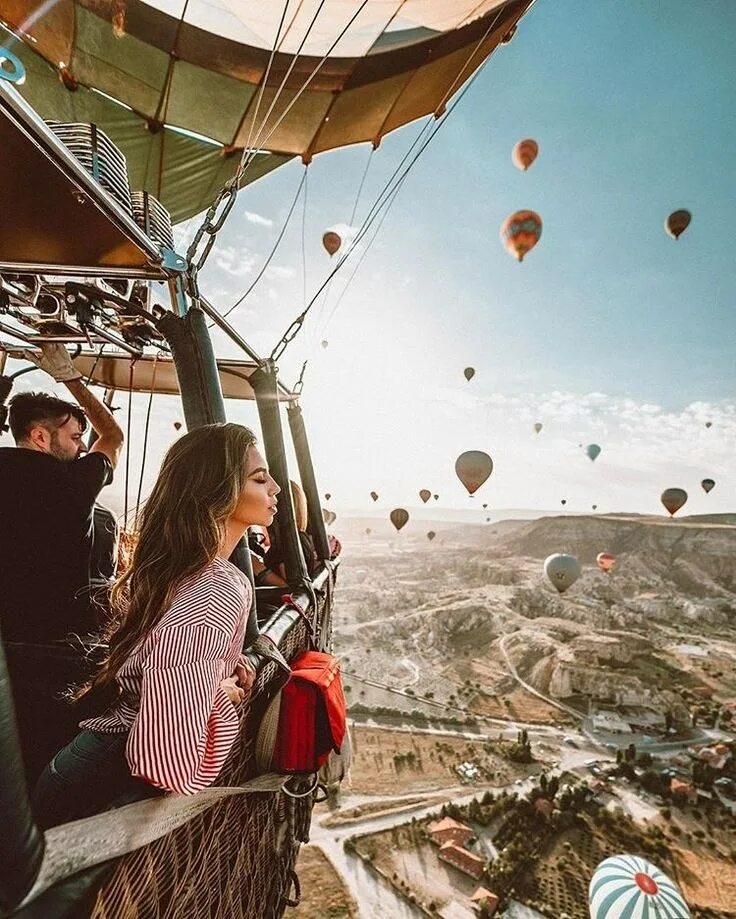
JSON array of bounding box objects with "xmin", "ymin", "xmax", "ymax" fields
[
  {"xmin": 512, "ymin": 138, "xmax": 538, "ymax": 171},
  {"xmin": 500, "ymin": 210, "xmax": 542, "ymax": 262},
  {"xmin": 596, "ymin": 552, "xmax": 616, "ymax": 573},
  {"xmin": 322, "ymin": 231, "xmax": 341, "ymax": 256}
]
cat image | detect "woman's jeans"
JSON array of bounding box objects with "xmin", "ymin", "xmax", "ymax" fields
[{"xmin": 32, "ymin": 730, "xmax": 162, "ymax": 830}]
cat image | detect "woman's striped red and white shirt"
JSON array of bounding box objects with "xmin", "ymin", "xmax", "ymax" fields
[{"xmin": 82, "ymin": 556, "xmax": 251, "ymax": 795}]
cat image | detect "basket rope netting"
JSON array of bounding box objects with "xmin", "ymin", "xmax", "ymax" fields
[{"xmin": 88, "ymin": 609, "xmax": 321, "ymax": 919}]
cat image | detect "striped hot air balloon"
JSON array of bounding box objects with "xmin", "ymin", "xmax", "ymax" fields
[
  {"xmin": 512, "ymin": 138, "xmax": 538, "ymax": 171},
  {"xmin": 589, "ymin": 855, "xmax": 691, "ymax": 918},
  {"xmin": 500, "ymin": 209, "xmax": 542, "ymax": 261}
]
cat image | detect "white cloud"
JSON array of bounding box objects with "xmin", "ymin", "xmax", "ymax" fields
[
  {"xmin": 212, "ymin": 245, "xmax": 257, "ymax": 278},
  {"xmin": 244, "ymin": 210, "xmax": 273, "ymax": 228},
  {"xmin": 265, "ymin": 264, "xmax": 296, "ymax": 280}
]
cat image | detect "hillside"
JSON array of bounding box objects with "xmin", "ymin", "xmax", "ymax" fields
[{"xmin": 333, "ymin": 513, "xmax": 736, "ymax": 723}]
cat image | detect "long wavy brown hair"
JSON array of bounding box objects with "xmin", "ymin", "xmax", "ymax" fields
[{"xmin": 81, "ymin": 422, "xmax": 257, "ymax": 699}]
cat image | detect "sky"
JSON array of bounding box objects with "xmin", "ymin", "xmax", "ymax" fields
[{"xmin": 5, "ymin": 0, "xmax": 736, "ymax": 521}]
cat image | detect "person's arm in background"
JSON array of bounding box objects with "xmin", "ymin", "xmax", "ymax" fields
[
  {"xmin": 64, "ymin": 379, "xmax": 123, "ymax": 469},
  {"xmin": 23, "ymin": 343, "xmax": 123, "ymax": 469}
]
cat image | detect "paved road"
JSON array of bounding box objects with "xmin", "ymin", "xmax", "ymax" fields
[{"xmin": 499, "ymin": 634, "xmax": 584, "ymax": 721}]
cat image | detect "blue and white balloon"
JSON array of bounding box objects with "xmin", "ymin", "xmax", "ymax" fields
[{"xmin": 589, "ymin": 854, "xmax": 690, "ymax": 918}]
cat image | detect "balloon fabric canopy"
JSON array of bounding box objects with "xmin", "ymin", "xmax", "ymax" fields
[
  {"xmin": 455, "ymin": 450, "xmax": 493, "ymax": 495},
  {"xmin": 544, "ymin": 553, "xmax": 581, "ymax": 593},
  {"xmin": 512, "ymin": 137, "xmax": 538, "ymax": 171},
  {"xmin": 701, "ymin": 478, "xmax": 715, "ymax": 494},
  {"xmin": 419, "ymin": 489, "xmax": 431, "ymax": 504},
  {"xmin": 596, "ymin": 552, "xmax": 616, "ymax": 573},
  {"xmin": 500, "ymin": 209, "xmax": 542, "ymax": 261},
  {"xmin": 665, "ymin": 209, "xmax": 692, "ymax": 240},
  {"xmin": 589, "ymin": 854, "xmax": 691, "ymax": 919},
  {"xmin": 390, "ymin": 507, "xmax": 409, "ymax": 531},
  {"xmin": 6, "ymin": 0, "xmax": 534, "ymax": 222},
  {"xmin": 586, "ymin": 443, "xmax": 602, "ymax": 462},
  {"xmin": 661, "ymin": 487, "xmax": 687, "ymax": 516},
  {"xmin": 322, "ymin": 231, "xmax": 342, "ymax": 257}
]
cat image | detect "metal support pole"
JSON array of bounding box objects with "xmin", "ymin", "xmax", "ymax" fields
[
  {"xmin": 157, "ymin": 305, "xmax": 257, "ymax": 643},
  {"xmin": 250, "ymin": 362, "xmax": 309, "ymax": 588},
  {"xmin": 287, "ymin": 401, "xmax": 330, "ymax": 561}
]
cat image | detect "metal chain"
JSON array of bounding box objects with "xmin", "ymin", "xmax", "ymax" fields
[
  {"xmin": 293, "ymin": 360, "xmax": 308, "ymax": 397},
  {"xmin": 271, "ymin": 313, "xmax": 306, "ymax": 362},
  {"xmin": 185, "ymin": 181, "xmax": 239, "ymax": 299}
]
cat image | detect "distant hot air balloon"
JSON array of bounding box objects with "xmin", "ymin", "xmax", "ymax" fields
[
  {"xmin": 534, "ymin": 422, "xmax": 543, "ymax": 434},
  {"xmin": 592, "ymin": 504, "xmax": 598, "ymax": 511},
  {"xmin": 482, "ymin": 503, "xmax": 488, "ymax": 509},
  {"xmin": 455, "ymin": 450, "xmax": 493, "ymax": 495},
  {"xmin": 370, "ymin": 491, "xmax": 379, "ymax": 502},
  {"xmin": 701, "ymin": 478, "xmax": 715, "ymax": 494},
  {"xmin": 324, "ymin": 493, "xmax": 331, "ymax": 501},
  {"xmin": 596, "ymin": 552, "xmax": 616, "ymax": 573},
  {"xmin": 365, "ymin": 527, "xmax": 372, "ymax": 535},
  {"xmin": 661, "ymin": 487, "xmax": 687, "ymax": 516},
  {"xmin": 485, "ymin": 517, "xmax": 491, "ymax": 522},
  {"xmin": 705, "ymin": 420, "xmax": 712, "ymax": 428},
  {"xmin": 322, "ymin": 231, "xmax": 341, "ymax": 256},
  {"xmin": 433, "ymin": 494, "xmax": 439, "ymax": 501},
  {"xmin": 586, "ymin": 443, "xmax": 602, "ymax": 462},
  {"xmin": 500, "ymin": 209, "xmax": 542, "ymax": 262},
  {"xmin": 512, "ymin": 138, "xmax": 538, "ymax": 171},
  {"xmin": 589, "ymin": 855, "xmax": 691, "ymax": 919},
  {"xmin": 173, "ymin": 421, "xmax": 182, "ymax": 431},
  {"xmin": 419, "ymin": 489, "xmax": 431, "ymax": 504},
  {"xmin": 427, "ymin": 531, "xmax": 436, "ymax": 542},
  {"xmin": 544, "ymin": 553, "xmax": 582, "ymax": 594},
  {"xmin": 321, "ymin": 340, "xmax": 329, "ymax": 349},
  {"xmin": 464, "ymin": 367, "xmax": 475, "ymax": 382},
  {"xmin": 561, "ymin": 499, "xmax": 567, "ymax": 506},
  {"xmin": 665, "ymin": 209, "xmax": 691, "ymax": 241},
  {"xmin": 390, "ymin": 508, "xmax": 409, "ymax": 532}
]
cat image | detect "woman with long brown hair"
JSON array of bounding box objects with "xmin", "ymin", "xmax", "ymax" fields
[{"xmin": 32, "ymin": 423, "xmax": 280, "ymax": 828}]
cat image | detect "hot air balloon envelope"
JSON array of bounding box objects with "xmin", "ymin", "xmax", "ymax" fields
[
  {"xmin": 534, "ymin": 422, "xmax": 543, "ymax": 434},
  {"xmin": 596, "ymin": 552, "xmax": 616, "ymax": 573},
  {"xmin": 586, "ymin": 443, "xmax": 602, "ymax": 462},
  {"xmin": 500, "ymin": 209, "xmax": 542, "ymax": 262},
  {"xmin": 705, "ymin": 420, "xmax": 712, "ymax": 428},
  {"xmin": 173, "ymin": 421, "xmax": 182, "ymax": 431},
  {"xmin": 433, "ymin": 494, "xmax": 439, "ymax": 501},
  {"xmin": 390, "ymin": 508, "xmax": 409, "ymax": 532},
  {"xmin": 370, "ymin": 491, "xmax": 379, "ymax": 502},
  {"xmin": 5, "ymin": 1, "xmax": 535, "ymax": 223},
  {"xmin": 365, "ymin": 527, "xmax": 372, "ymax": 535},
  {"xmin": 665, "ymin": 209, "xmax": 692, "ymax": 240},
  {"xmin": 324, "ymin": 493, "xmax": 331, "ymax": 501},
  {"xmin": 561, "ymin": 499, "xmax": 567, "ymax": 506},
  {"xmin": 464, "ymin": 367, "xmax": 475, "ymax": 382},
  {"xmin": 419, "ymin": 489, "xmax": 431, "ymax": 504},
  {"xmin": 661, "ymin": 487, "xmax": 687, "ymax": 516},
  {"xmin": 322, "ymin": 231, "xmax": 342, "ymax": 256},
  {"xmin": 427, "ymin": 531, "xmax": 436, "ymax": 541},
  {"xmin": 544, "ymin": 553, "xmax": 581, "ymax": 593},
  {"xmin": 321, "ymin": 340, "xmax": 329, "ymax": 349},
  {"xmin": 589, "ymin": 855, "xmax": 691, "ymax": 919},
  {"xmin": 701, "ymin": 478, "xmax": 715, "ymax": 494},
  {"xmin": 512, "ymin": 138, "xmax": 538, "ymax": 171},
  {"xmin": 455, "ymin": 451, "xmax": 493, "ymax": 495}
]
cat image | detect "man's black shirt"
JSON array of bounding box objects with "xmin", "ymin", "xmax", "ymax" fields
[{"xmin": 0, "ymin": 447, "xmax": 113, "ymax": 643}]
